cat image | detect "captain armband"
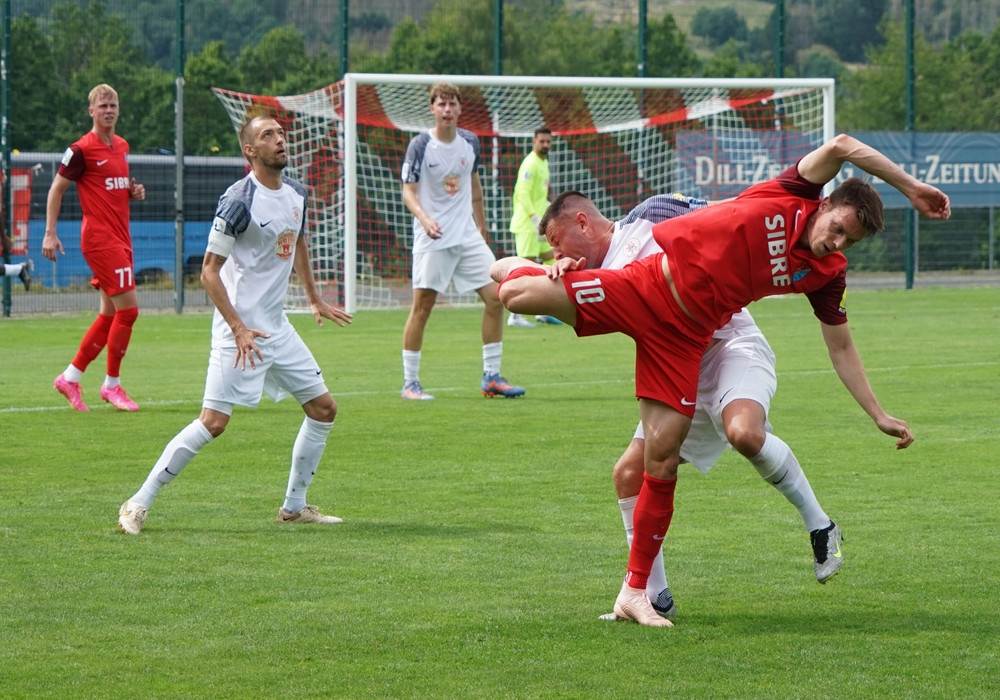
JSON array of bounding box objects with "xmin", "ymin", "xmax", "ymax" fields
[{"xmin": 206, "ymin": 217, "xmax": 236, "ymax": 258}]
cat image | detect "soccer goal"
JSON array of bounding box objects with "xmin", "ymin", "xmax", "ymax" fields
[{"xmin": 214, "ymin": 75, "xmax": 834, "ymax": 313}]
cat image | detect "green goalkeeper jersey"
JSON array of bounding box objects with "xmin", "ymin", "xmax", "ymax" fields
[{"xmin": 509, "ymin": 150, "xmax": 550, "ymax": 236}]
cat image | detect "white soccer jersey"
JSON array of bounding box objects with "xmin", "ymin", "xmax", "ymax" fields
[
  {"xmin": 209, "ymin": 171, "xmax": 307, "ymax": 348},
  {"xmin": 401, "ymin": 128, "xmax": 483, "ymax": 253}
]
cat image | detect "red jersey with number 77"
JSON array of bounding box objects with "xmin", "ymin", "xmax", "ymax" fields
[
  {"xmin": 652, "ymin": 164, "xmax": 849, "ymax": 331},
  {"xmin": 57, "ymin": 130, "xmax": 133, "ymax": 254}
]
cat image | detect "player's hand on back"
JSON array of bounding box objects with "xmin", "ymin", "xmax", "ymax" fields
[{"xmin": 547, "ymin": 257, "xmax": 587, "ymax": 279}]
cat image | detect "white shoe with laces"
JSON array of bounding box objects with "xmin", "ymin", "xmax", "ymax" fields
[
  {"xmin": 612, "ymin": 580, "xmax": 674, "ymax": 627},
  {"xmin": 118, "ymin": 500, "xmax": 148, "ymax": 535},
  {"xmin": 276, "ymin": 505, "xmax": 343, "ymax": 524},
  {"xmin": 600, "ymin": 586, "xmax": 676, "ymax": 621}
]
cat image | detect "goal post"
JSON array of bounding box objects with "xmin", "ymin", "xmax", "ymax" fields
[{"xmin": 214, "ymin": 75, "xmax": 835, "ymax": 313}]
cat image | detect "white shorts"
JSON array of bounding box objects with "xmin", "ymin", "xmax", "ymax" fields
[
  {"xmin": 202, "ymin": 330, "xmax": 329, "ymax": 414},
  {"xmin": 633, "ymin": 333, "xmax": 776, "ymax": 473},
  {"xmin": 412, "ymin": 238, "xmax": 495, "ymax": 294}
]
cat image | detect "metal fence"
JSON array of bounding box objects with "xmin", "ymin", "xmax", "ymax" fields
[
  {"xmin": 2, "ymin": 1, "xmax": 999, "ymax": 316},
  {"xmin": 3, "ymin": 152, "xmax": 245, "ymax": 316}
]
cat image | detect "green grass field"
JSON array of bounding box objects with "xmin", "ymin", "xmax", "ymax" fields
[{"xmin": 1, "ymin": 288, "xmax": 998, "ymax": 698}]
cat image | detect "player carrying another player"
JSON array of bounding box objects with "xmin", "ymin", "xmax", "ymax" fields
[{"xmin": 492, "ymin": 134, "xmax": 951, "ymax": 626}]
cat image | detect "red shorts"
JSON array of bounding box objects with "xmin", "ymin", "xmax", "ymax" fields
[
  {"xmin": 560, "ymin": 254, "xmax": 712, "ymax": 416},
  {"xmin": 83, "ymin": 246, "xmax": 136, "ymax": 295}
]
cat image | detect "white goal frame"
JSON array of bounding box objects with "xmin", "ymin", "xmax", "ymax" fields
[{"xmin": 341, "ymin": 74, "xmax": 835, "ymax": 313}]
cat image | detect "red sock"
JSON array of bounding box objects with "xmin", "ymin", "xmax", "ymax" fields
[
  {"xmin": 625, "ymin": 473, "xmax": 676, "ymax": 591},
  {"xmin": 72, "ymin": 314, "xmax": 114, "ymax": 371},
  {"xmin": 106, "ymin": 307, "xmax": 139, "ymax": 377}
]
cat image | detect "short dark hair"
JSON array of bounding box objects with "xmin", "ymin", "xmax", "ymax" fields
[
  {"xmin": 537, "ymin": 190, "xmax": 588, "ymax": 239},
  {"xmin": 829, "ymin": 177, "xmax": 884, "ymax": 234},
  {"xmin": 239, "ymin": 114, "xmax": 274, "ymax": 150},
  {"xmin": 534, "ymin": 127, "xmax": 552, "ymax": 138}
]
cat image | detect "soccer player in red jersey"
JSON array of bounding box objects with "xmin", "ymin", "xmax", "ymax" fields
[
  {"xmin": 43, "ymin": 84, "xmax": 146, "ymax": 412},
  {"xmin": 491, "ymin": 134, "xmax": 951, "ymax": 626}
]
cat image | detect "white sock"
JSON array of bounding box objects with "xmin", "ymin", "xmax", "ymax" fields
[
  {"xmin": 3, "ymin": 263, "xmax": 23, "ymax": 276},
  {"xmin": 402, "ymin": 349, "xmax": 421, "ymax": 384},
  {"xmin": 483, "ymin": 341, "xmax": 502, "ymax": 376},
  {"xmin": 63, "ymin": 364, "xmax": 84, "ymax": 383},
  {"xmin": 282, "ymin": 416, "xmax": 333, "ymax": 513},
  {"xmin": 749, "ymin": 433, "xmax": 830, "ymax": 532},
  {"xmin": 103, "ymin": 375, "xmax": 121, "ymax": 389},
  {"xmin": 131, "ymin": 420, "xmax": 214, "ymax": 508},
  {"xmin": 619, "ymin": 495, "xmax": 669, "ymax": 598}
]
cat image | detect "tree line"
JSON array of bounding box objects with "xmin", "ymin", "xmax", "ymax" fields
[{"xmin": 7, "ymin": 0, "xmax": 1000, "ymax": 157}]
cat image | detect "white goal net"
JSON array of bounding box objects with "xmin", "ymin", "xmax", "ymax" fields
[{"xmin": 213, "ymin": 75, "xmax": 834, "ymax": 312}]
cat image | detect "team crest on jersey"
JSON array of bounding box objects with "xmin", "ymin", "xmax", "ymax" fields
[
  {"xmin": 444, "ymin": 174, "xmax": 461, "ymax": 195},
  {"xmin": 276, "ymin": 229, "xmax": 297, "ymax": 260},
  {"xmin": 292, "ymin": 207, "xmax": 301, "ymax": 224},
  {"xmin": 792, "ymin": 263, "xmax": 812, "ymax": 282},
  {"xmin": 624, "ymin": 238, "xmax": 641, "ymax": 259}
]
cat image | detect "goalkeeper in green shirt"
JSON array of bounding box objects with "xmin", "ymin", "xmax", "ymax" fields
[{"xmin": 507, "ymin": 127, "xmax": 561, "ymax": 327}]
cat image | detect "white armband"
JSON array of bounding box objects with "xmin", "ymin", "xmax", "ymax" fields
[{"xmin": 206, "ymin": 217, "xmax": 236, "ymax": 258}]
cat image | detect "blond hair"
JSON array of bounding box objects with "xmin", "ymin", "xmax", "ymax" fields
[{"xmin": 88, "ymin": 84, "xmax": 118, "ymax": 105}]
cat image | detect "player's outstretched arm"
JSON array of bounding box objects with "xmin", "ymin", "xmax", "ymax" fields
[
  {"xmin": 820, "ymin": 321, "xmax": 914, "ymax": 449},
  {"xmin": 797, "ymin": 134, "xmax": 951, "ymax": 221}
]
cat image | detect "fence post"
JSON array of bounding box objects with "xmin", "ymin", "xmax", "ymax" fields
[{"xmin": 990, "ymin": 207, "xmax": 995, "ymax": 271}]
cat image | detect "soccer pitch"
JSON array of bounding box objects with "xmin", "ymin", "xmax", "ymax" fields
[{"xmin": 1, "ymin": 288, "xmax": 997, "ymax": 698}]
